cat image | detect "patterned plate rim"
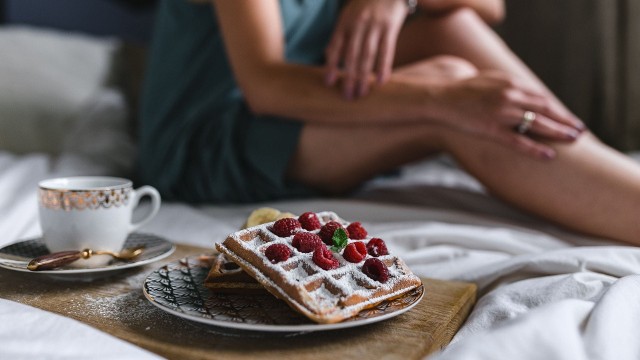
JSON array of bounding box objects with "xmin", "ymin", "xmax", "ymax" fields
[
  {"xmin": 142, "ymin": 255, "xmax": 424, "ymax": 333},
  {"xmin": 0, "ymin": 233, "xmax": 176, "ymax": 274}
]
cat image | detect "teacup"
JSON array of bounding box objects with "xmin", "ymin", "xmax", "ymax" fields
[{"xmin": 38, "ymin": 176, "xmax": 161, "ymax": 266}]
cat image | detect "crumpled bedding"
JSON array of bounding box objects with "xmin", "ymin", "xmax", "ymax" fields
[{"xmin": 1, "ymin": 91, "xmax": 639, "ymax": 359}]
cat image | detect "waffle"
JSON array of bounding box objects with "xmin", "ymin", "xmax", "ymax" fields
[
  {"xmin": 216, "ymin": 211, "xmax": 422, "ymax": 324},
  {"xmin": 203, "ymin": 253, "xmax": 265, "ymax": 294}
]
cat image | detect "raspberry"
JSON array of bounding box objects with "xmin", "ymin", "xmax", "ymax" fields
[
  {"xmin": 346, "ymin": 222, "xmax": 368, "ymax": 240},
  {"xmin": 298, "ymin": 212, "xmax": 321, "ymax": 231},
  {"xmin": 312, "ymin": 244, "xmax": 340, "ymax": 270},
  {"xmin": 271, "ymin": 218, "xmax": 301, "ymax": 237},
  {"xmin": 366, "ymin": 238, "xmax": 389, "ymax": 257},
  {"xmin": 343, "ymin": 242, "xmax": 367, "ymax": 263},
  {"xmin": 319, "ymin": 221, "xmax": 349, "ymax": 245},
  {"xmin": 265, "ymin": 243, "xmax": 291, "ymax": 264},
  {"xmin": 362, "ymin": 258, "xmax": 389, "ymax": 283},
  {"xmin": 292, "ymin": 232, "xmax": 322, "ymax": 253}
]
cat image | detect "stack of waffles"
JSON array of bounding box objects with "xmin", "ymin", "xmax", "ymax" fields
[{"xmin": 212, "ymin": 211, "xmax": 422, "ymax": 324}]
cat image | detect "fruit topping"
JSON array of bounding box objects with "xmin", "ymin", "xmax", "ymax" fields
[
  {"xmin": 292, "ymin": 232, "xmax": 322, "ymax": 253},
  {"xmin": 346, "ymin": 222, "xmax": 368, "ymax": 240},
  {"xmin": 298, "ymin": 212, "xmax": 322, "ymax": 231},
  {"xmin": 265, "ymin": 243, "xmax": 291, "ymax": 264},
  {"xmin": 362, "ymin": 258, "xmax": 389, "ymax": 283},
  {"xmin": 343, "ymin": 242, "xmax": 367, "ymax": 263},
  {"xmin": 319, "ymin": 221, "xmax": 349, "ymax": 245},
  {"xmin": 312, "ymin": 244, "xmax": 340, "ymax": 270},
  {"xmin": 366, "ymin": 238, "xmax": 389, "ymax": 257},
  {"xmin": 271, "ymin": 218, "xmax": 301, "ymax": 237}
]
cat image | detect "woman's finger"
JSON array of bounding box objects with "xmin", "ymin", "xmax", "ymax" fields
[
  {"xmin": 376, "ymin": 25, "xmax": 399, "ymax": 84},
  {"xmin": 356, "ymin": 25, "xmax": 381, "ymax": 97},
  {"xmin": 342, "ymin": 23, "xmax": 366, "ymax": 100},
  {"xmin": 503, "ymin": 108, "xmax": 579, "ymax": 141},
  {"xmin": 517, "ymin": 88, "xmax": 585, "ymax": 130},
  {"xmin": 324, "ymin": 29, "xmax": 346, "ymax": 87},
  {"xmin": 496, "ymin": 130, "xmax": 556, "ymax": 160}
]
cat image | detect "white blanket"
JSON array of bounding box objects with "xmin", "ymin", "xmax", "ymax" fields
[{"xmin": 1, "ymin": 141, "xmax": 638, "ymax": 359}]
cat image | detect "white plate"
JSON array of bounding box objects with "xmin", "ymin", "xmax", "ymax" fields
[
  {"xmin": 142, "ymin": 256, "xmax": 424, "ymax": 332},
  {"xmin": 0, "ymin": 233, "xmax": 175, "ymax": 275}
]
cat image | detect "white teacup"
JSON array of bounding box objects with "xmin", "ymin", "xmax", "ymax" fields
[{"xmin": 38, "ymin": 176, "xmax": 161, "ymax": 266}]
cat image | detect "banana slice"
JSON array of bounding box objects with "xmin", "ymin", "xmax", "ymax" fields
[{"xmin": 243, "ymin": 207, "xmax": 282, "ymax": 229}]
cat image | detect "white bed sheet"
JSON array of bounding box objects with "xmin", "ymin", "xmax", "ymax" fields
[{"xmin": 1, "ymin": 146, "xmax": 638, "ymax": 360}]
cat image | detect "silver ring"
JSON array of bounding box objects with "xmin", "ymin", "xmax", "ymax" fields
[{"xmin": 517, "ymin": 111, "xmax": 536, "ymax": 134}]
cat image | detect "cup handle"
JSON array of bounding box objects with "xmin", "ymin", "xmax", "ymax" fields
[{"xmin": 129, "ymin": 186, "xmax": 161, "ymax": 232}]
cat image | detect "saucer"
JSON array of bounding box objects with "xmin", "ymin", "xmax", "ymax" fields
[
  {"xmin": 143, "ymin": 256, "xmax": 424, "ymax": 332},
  {"xmin": 0, "ymin": 233, "xmax": 175, "ymax": 275}
]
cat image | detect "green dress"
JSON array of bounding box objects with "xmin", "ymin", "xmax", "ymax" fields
[{"xmin": 138, "ymin": 0, "xmax": 340, "ymax": 203}]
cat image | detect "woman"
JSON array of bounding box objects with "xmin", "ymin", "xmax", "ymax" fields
[{"xmin": 139, "ymin": 0, "xmax": 640, "ymax": 245}]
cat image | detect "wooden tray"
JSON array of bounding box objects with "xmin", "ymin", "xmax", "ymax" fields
[{"xmin": 0, "ymin": 244, "xmax": 476, "ymax": 359}]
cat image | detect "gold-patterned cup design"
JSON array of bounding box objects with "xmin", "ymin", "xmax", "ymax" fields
[{"xmin": 38, "ymin": 177, "xmax": 161, "ymax": 266}]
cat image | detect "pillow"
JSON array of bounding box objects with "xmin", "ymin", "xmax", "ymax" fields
[{"xmin": 0, "ymin": 26, "xmax": 120, "ymax": 154}]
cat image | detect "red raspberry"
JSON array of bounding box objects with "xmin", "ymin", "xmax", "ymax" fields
[
  {"xmin": 343, "ymin": 242, "xmax": 367, "ymax": 263},
  {"xmin": 265, "ymin": 243, "xmax": 291, "ymax": 264},
  {"xmin": 312, "ymin": 244, "xmax": 340, "ymax": 270},
  {"xmin": 292, "ymin": 232, "xmax": 322, "ymax": 253},
  {"xmin": 366, "ymin": 238, "xmax": 389, "ymax": 257},
  {"xmin": 319, "ymin": 221, "xmax": 349, "ymax": 245},
  {"xmin": 346, "ymin": 222, "xmax": 368, "ymax": 240},
  {"xmin": 298, "ymin": 212, "xmax": 321, "ymax": 231},
  {"xmin": 271, "ymin": 218, "xmax": 301, "ymax": 237},
  {"xmin": 362, "ymin": 258, "xmax": 389, "ymax": 283}
]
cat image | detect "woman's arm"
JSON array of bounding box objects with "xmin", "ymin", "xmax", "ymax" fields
[
  {"xmin": 211, "ymin": 0, "xmax": 578, "ymax": 158},
  {"xmin": 212, "ymin": 0, "xmax": 441, "ymax": 125}
]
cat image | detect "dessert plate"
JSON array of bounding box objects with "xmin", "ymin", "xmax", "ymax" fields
[
  {"xmin": 143, "ymin": 256, "xmax": 424, "ymax": 332},
  {"xmin": 0, "ymin": 233, "xmax": 175, "ymax": 275}
]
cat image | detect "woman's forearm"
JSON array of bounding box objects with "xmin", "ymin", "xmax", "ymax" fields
[{"xmin": 243, "ymin": 63, "xmax": 444, "ymax": 125}]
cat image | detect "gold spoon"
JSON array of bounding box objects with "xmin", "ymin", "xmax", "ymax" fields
[{"xmin": 27, "ymin": 246, "xmax": 145, "ymax": 271}]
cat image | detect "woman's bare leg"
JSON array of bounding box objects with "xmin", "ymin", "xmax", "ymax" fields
[
  {"xmin": 389, "ymin": 7, "xmax": 640, "ymax": 243},
  {"xmin": 395, "ymin": 8, "xmax": 573, "ymax": 115},
  {"xmin": 291, "ymin": 119, "xmax": 640, "ymax": 244},
  {"xmin": 290, "ymin": 8, "xmax": 640, "ymax": 245},
  {"xmin": 442, "ymin": 129, "xmax": 640, "ymax": 245}
]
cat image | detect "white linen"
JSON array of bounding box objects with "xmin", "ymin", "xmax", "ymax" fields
[
  {"xmin": 1, "ymin": 139, "xmax": 639, "ymax": 359},
  {"xmin": 0, "ymin": 26, "xmax": 120, "ymax": 154},
  {"xmin": 0, "ymin": 299, "xmax": 160, "ymax": 360}
]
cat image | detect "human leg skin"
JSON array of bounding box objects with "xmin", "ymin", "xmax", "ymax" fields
[
  {"xmin": 441, "ymin": 129, "xmax": 640, "ymax": 245},
  {"xmin": 291, "ymin": 119, "xmax": 640, "ymax": 245},
  {"xmin": 394, "ymin": 8, "xmax": 575, "ymax": 117},
  {"xmin": 288, "ymin": 7, "xmax": 640, "ymax": 245},
  {"xmin": 391, "ymin": 7, "xmax": 640, "ymax": 243}
]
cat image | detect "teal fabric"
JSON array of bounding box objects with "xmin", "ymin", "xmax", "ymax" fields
[{"xmin": 138, "ymin": 0, "xmax": 340, "ymax": 203}]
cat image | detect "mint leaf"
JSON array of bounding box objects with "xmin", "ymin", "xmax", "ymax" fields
[{"xmin": 329, "ymin": 228, "xmax": 349, "ymax": 252}]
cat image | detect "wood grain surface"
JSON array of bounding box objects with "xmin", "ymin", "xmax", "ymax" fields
[{"xmin": 0, "ymin": 244, "xmax": 476, "ymax": 360}]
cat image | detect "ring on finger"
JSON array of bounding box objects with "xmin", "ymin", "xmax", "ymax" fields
[{"xmin": 517, "ymin": 111, "xmax": 537, "ymax": 134}]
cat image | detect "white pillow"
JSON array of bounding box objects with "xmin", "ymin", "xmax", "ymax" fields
[{"xmin": 0, "ymin": 26, "xmax": 120, "ymax": 154}]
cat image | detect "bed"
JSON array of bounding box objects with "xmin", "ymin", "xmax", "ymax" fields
[{"xmin": 1, "ymin": 2, "xmax": 639, "ymax": 359}]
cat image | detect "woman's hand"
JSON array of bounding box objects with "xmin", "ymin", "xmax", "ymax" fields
[
  {"xmin": 436, "ymin": 71, "xmax": 585, "ymax": 159},
  {"xmin": 325, "ymin": 0, "xmax": 409, "ymax": 100}
]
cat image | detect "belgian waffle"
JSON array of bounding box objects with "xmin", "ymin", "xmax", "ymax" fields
[{"xmin": 216, "ymin": 211, "xmax": 422, "ymax": 324}]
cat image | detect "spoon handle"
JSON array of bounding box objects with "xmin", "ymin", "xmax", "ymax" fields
[{"xmin": 27, "ymin": 251, "xmax": 84, "ymax": 271}]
